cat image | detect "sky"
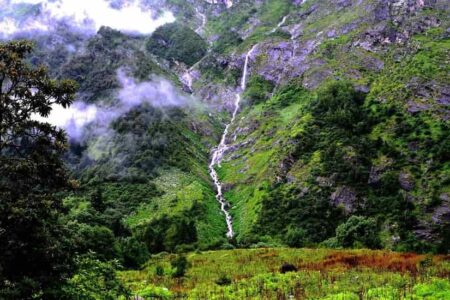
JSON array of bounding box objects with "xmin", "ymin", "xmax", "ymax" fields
[{"xmin": 0, "ymin": 0, "xmax": 176, "ymax": 36}]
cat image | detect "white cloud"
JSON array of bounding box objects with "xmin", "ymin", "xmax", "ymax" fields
[
  {"xmin": 33, "ymin": 70, "xmax": 190, "ymax": 139},
  {"xmin": 1, "ymin": 0, "xmax": 175, "ymax": 36}
]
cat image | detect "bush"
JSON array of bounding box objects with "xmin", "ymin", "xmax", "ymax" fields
[
  {"xmin": 313, "ymin": 80, "xmax": 366, "ymax": 131},
  {"xmin": 213, "ymin": 30, "xmax": 243, "ymax": 53},
  {"xmin": 284, "ymin": 227, "xmax": 308, "ymax": 248},
  {"xmin": 62, "ymin": 255, "xmax": 129, "ymax": 299},
  {"xmin": 137, "ymin": 285, "xmax": 171, "ymax": 299},
  {"xmin": 243, "ymin": 75, "xmax": 274, "ymax": 104},
  {"xmin": 119, "ymin": 237, "xmax": 150, "ymax": 269},
  {"xmin": 335, "ymin": 216, "xmax": 381, "ymax": 249},
  {"xmin": 155, "ymin": 265, "xmax": 164, "ymax": 276},
  {"xmin": 215, "ymin": 275, "xmax": 232, "ymax": 286},
  {"xmin": 171, "ymin": 255, "xmax": 189, "ymax": 278}
]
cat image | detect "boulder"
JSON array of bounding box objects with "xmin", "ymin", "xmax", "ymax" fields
[{"xmin": 330, "ymin": 186, "xmax": 357, "ymax": 214}]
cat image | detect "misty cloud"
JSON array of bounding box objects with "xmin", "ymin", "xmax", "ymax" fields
[
  {"xmin": 35, "ymin": 70, "xmax": 191, "ymax": 140},
  {"xmin": 117, "ymin": 70, "xmax": 188, "ymax": 108},
  {"xmin": 0, "ymin": 0, "xmax": 175, "ymax": 37}
]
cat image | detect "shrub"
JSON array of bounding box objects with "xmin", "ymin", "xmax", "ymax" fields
[
  {"xmin": 137, "ymin": 285, "xmax": 171, "ymax": 299},
  {"xmin": 280, "ymin": 263, "xmax": 298, "ymax": 274},
  {"xmin": 213, "ymin": 30, "xmax": 243, "ymax": 53},
  {"xmin": 284, "ymin": 227, "xmax": 308, "ymax": 248},
  {"xmin": 155, "ymin": 265, "xmax": 164, "ymax": 276},
  {"xmin": 119, "ymin": 237, "xmax": 150, "ymax": 269},
  {"xmin": 313, "ymin": 80, "xmax": 366, "ymax": 131},
  {"xmin": 215, "ymin": 275, "xmax": 232, "ymax": 286},
  {"xmin": 171, "ymin": 255, "xmax": 189, "ymax": 278},
  {"xmin": 62, "ymin": 255, "xmax": 129, "ymax": 299},
  {"xmin": 243, "ymin": 75, "xmax": 274, "ymax": 104},
  {"xmin": 335, "ymin": 216, "xmax": 381, "ymax": 249}
]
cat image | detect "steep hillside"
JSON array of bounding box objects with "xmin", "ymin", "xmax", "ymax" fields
[
  {"xmin": 3, "ymin": 0, "xmax": 448, "ymax": 259},
  {"xmin": 177, "ymin": 0, "xmax": 450, "ymax": 252},
  {"xmin": 56, "ymin": 27, "xmax": 231, "ymax": 257},
  {"xmin": 1, "ymin": 0, "xmax": 450, "ymax": 298},
  {"xmin": 28, "ymin": 0, "xmax": 447, "ymax": 254}
]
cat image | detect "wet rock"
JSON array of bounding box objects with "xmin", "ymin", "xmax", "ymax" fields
[
  {"xmin": 292, "ymin": 0, "xmax": 305, "ymax": 6},
  {"xmin": 303, "ymin": 67, "xmax": 333, "ymax": 89},
  {"xmin": 277, "ymin": 155, "xmax": 295, "ymax": 182},
  {"xmin": 369, "ymin": 166, "xmax": 384, "ymax": 186},
  {"xmin": 440, "ymin": 193, "xmax": 450, "ymax": 202},
  {"xmin": 399, "ymin": 172, "xmax": 414, "ymax": 191},
  {"xmin": 432, "ymin": 193, "xmax": 450, "ymax": 225},
  {"xmin": 407, "ymin": 100, "xmax": 431, "ymax": 113},
  {"xmin": 414, "ymin": 227, "xmax": 434, "ymax": 242},
  {"xmin": 437, "ymin": 87, "xmax": 450, "ymax": 106},
  {"xmin": 316, "ymin": 176, "xmax": 334, "ymax": 187},
  {"xmin": 330, "ymin": 186, "xmax": 357, "ymax": 214},
  {"xmin": 221, "ymin": 183, "xmax": 235, "ymax": 193}
]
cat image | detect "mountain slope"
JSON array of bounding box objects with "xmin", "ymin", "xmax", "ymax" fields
[
  {"xmin": 180, "ymin": 0, "xmax": 449, "ymax": 251},
  {"xmin": 4, "ymin": 0, "xmax": 448, "ymax": 257}
]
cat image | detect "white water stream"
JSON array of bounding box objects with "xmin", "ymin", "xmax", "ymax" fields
[
  {"xmin": 205, "ymin": 0, "xmax": 233, "ymax": 8},
  {"xmin": 209, "ymin": 44, "xmax": 257, "ymax": 238},
  {"xmin": 270, "ymin": 15, "xmax": 288, "ymax": 33},
  {"xmin": 195, "ymin": 8, "xmax": 207, "ymax": 34}
]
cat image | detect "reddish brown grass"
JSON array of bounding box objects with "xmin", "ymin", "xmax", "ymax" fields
[{"xmin": 297, "ymin": 251, "xmax": 428, "ymax": 275}]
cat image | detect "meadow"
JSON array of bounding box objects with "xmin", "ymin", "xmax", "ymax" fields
[{"xmin": 119, "ymin": 248, "xmax": 450, "ymax": 299}]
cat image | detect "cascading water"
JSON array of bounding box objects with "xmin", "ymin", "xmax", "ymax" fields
[
  {"xmin": 195, "ymin": 7, "xmax": 207, "ymax": 34},
  {"xmin": 181, "ymin": 71, "xmax": 194, "ymax": 92},
  {"xmin": 270, "ymin": 15, "xmax": 288, "ymax": 33},
  {"xmin": 209, "ymin": 45, "xmax": 257, "ymax": 238}
]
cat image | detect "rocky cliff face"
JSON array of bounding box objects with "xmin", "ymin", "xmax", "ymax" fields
[{"xmin": 179, "ymin": 0, "xmax": 449, "ymax": 250}]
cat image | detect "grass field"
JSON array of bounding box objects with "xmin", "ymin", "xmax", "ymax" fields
[{"xmin": 119, "ymin": 248, "xmax": 450, "ymax": 299}]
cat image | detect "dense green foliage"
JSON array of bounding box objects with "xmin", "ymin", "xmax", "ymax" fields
[
  {"xmin": 218, "ymin": 77, "xmax": 448, "ymax": 253},
  {"xmin": 0, "ymin": 41, "xmax": 77, "ymax": 299},
  {"xmin": 243, "ymin": 75, "xmax": 274, "ymax": 105},
  {"xmin": 147, "ymin": 23, "xmax": 207, "ymax": 66},
  {"xmin": 61, "ymin": 255, "xmax": 129, "ymax": 300},
  {"xmin": 2, "ymin": 0, "xmax": 449, "ymax": 298},
  {"xmin": 335, "ymin": 216, "xmax": 381, "ymax": 249},
  {"xmin": 62, "ymin": 27, "xmax": 170, "ymax": 102}
]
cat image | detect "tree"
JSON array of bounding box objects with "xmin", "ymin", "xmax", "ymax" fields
[
  {"xmin": 284, "ymin": 226, "xmax": 308, "ymax": 248},
  {"xmin": 90, "ymin": 187, "xmax": 105, "ymax": 212},
  {"xmin": 312, "ymin": 80, "xmax": 366, "ymax": 131},
  {"xmin": 243, "ymin": 75, "xmax": 274, "ymax": 105},
  {"xmin": 335, "ymin": 216, "xmax": 381, "ymax": 249},
  {"xmin": 0, "ymin": 41, "xmax": 77, "ymax": 298},
  {"xmin": 61, "ymin": 254, "xmax": 129, "ymax": 300}
]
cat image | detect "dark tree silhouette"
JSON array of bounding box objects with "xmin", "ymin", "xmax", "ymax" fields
[{"xmin": 0, "ymin": 41, "xmax": 77, "ymax": 299}]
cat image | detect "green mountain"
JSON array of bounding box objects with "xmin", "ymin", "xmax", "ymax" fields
[
  {"xmin": 1, "ymin": 0, "xmax": 449, "ymax": 298},
  {"xmin": 39, "ymin": 0, "xmax": 449, "ymax": 255}
]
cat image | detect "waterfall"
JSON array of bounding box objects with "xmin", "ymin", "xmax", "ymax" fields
[
  {"xmin": 181, "ymin": 71, "xmax": 194, "ymax": 92},
  {"xmin": 209, "ymin": 44, "xmax": 257, "ymax": 238},
  {"xmin": 204, "ymin": 0, "xmax": 233, "ymax": 9},
  {"xmin": 270, "ymin": 15, "xmax": 288, "ymax": 33},
  {"xmin": 195, "ymin": 8, "xmax": 207, "ymax": 34}
]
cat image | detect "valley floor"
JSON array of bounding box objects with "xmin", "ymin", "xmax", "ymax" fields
[{"xmin": 119, "ymin": 248, "xmax": 450, "ymax": 299}]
